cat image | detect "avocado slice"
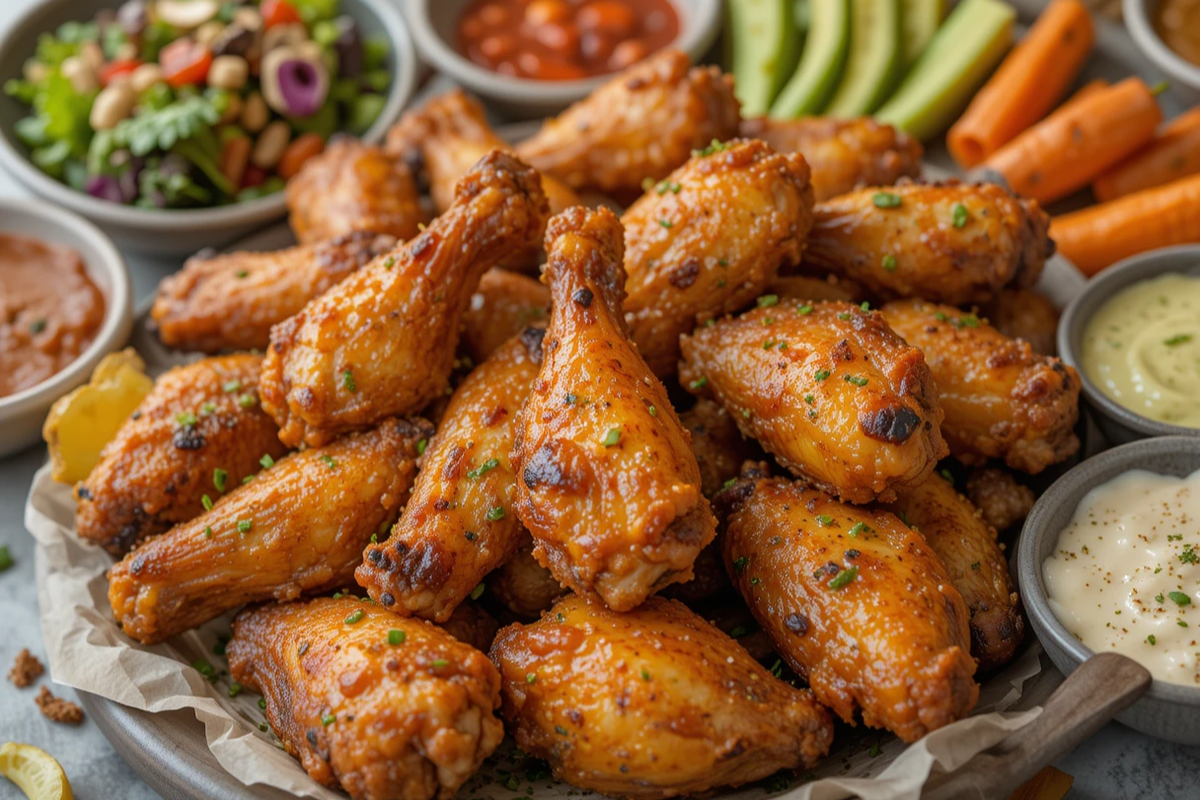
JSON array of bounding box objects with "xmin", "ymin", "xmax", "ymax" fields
[
  {"xmin": 769, "ymin": 0, "xmax": 851, "ymax": 118},
  {"xmin": 824, "ymin": 0, "xmax": 904, "ymax": 117},
  {"xmin": 728, "ymin": 0, "xmax": 801, "ymax": 117}
]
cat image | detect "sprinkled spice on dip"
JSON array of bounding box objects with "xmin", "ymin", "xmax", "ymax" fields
[
  {"xmin": 0, "ymin": 234, "xmax": 105, "ymax": 398},
  {"xmin": 1044, "ymin": 467, "xmax": 1200, "ymax": 686},
  {"xmin": 1080, "ymin": 272, "xmax": 1200, "ymax": 428}
]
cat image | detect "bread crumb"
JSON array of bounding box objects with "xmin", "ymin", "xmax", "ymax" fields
[
  {"xmin": 8, "ymin": 648, "xmax": 45, "ymax": 688},
  {"xmin": 35, "ymin": 686, "xmax": 84, "ymax": 725}
]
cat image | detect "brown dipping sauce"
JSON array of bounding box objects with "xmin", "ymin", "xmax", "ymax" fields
[
  {"xmin": 0, "ymin": 234, "xmax": 106, "ymax": 399},
  {"xmin": 457, "ymin": 0, "xmax": 679, "ymax": 81},
  {"xmin": 1154, "ymin": 0, "xmax": 1200, "ymax": 67}
]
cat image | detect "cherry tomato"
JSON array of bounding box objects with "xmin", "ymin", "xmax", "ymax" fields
[
  {"xmin": 160, "ymin": 39, "xmax": 213, "ymax": 87},
  {"xmin": 241, "ymin": 165, "xmax": 268, "ymax": 189},
  {"xmin": 261, "ymin": 0, "xmax": 303, "ymax": 28},
  {"xmin": 99, "ymin": 59, "xmax": 141, "ymax": 86}
]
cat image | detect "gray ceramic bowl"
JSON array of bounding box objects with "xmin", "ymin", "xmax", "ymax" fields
[
  {"xmin": 0, "ymin": 197, "xmax": 133, "ymax": 457},
  {"xmin": 1058, "ymin": 244, "xmax": 1200, "ymax": 445},
  {"xmin": 1018, "ymin": 436, "xmax": 1200, "ymax": 744},
  {"xmin": 404, "ymin": 0, "xmax": 722, "ymax": 119},
  {"xmin": 0, "ymin": 0, "xmax": 416, "ymax": 257},
  {"xmin": 1124, "ymin": 0, "xmax": 1200, "ymax": 95}
]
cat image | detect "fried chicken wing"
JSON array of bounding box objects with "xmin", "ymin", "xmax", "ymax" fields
[
  {"xmin": 723, "ymin": 476, "xmax": 978, "ymax": 741},
  {"xmin": 739, "ymin": 116, "xmax": 923, "ymax": 202},
  {"xmin": 679, "ymin": 300, "xmax": 946, "ymax": 504},
  {"xmin": 487, "ymin": 536, "xmax": 566, "ymax": 619},
  {"xmin": 108, "ymin": 417, "xmax": 430, "ymax": 644},
  {"xmin": 979, "ymin": 288, "xmax": 1061, "ymax": 356},
  {"xmin": 680, "ymin": 398, "xmax": 759, "ymax": 498},
  {"xmin": 804, "ymin": 181, "xmax": 1053, "ymax": 305},
  {"xmin": 489, "ymin": 595, "xmax": 833, "ymax": 799},
  {"xmin": 622, "ymin": 138, "xmax": 814, "ymax": 377},
  {"xmin": 880, "ymin": 299, "xmax": 1080, "ymax": 473},
  {"xmin": 152, "ymin": 231, "xmax": 397, "ymax": 353},
  {"xmin": 462, "ymin": 270, "xmax": 550, "ymax": 364},
  {"xmin": 357, "ymin": 327, "xmax": 544, "ymax": 622},
  {"xmin": 966, "ymin": 466, "xmax": 1035, "ymax": 531},
  {"xmin": 515, "ymin": 50, "xmax": 741, "ymax": 197},
  {"xmin": 883, "ymin": 475, "xmax": 1024, "ymax": 670},
  {"xmin": 228, "ymin": 597, "xmax": 503, "ymax": 800},
  {"xmin": 75, "ymin": 355, "xmax": 285, "ymax": 555},
  {"xmin": 512, "ymin": 207, "xmax": 716, "ymax": 611},
  {"xmin": 262, "ymin": 151, "xmax": 550, "ymax": 448}
]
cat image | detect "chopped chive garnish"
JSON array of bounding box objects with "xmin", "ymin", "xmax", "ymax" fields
[
  {"xmin": 1147, "ymin": 634, "xmax": 1157, "ymax": 645},
  {"xmin": 321, "ymin": 713, "xmax": 335, "ymax": 726},
  {"xmin": 237, "ymin": 519, "xmax": 252, "ymax": 534},
  {"xmin": 814, "ymin": 369, "xmax": 830, "ymax": 381},
  {"xmin": 486, "ymin": 506, "xmax": 505, "ymax": 521},
  {"xmin": 237, "ymin": 393, "xmax": 256, "ymax": 409},
  {"xmin": 234, "ymin": 270, "xmax": 249, "ymax": 279},
  {"xmin": 848, "ymin": 522, "xmax": 869, "ymax": 537},
  {"xmin": 176, "ymin": 412, "xmax": 197, "ymax": 427},
  {"xmin": 204, "ymin": 526, "xmax": 213, "ymax": 538},
  {"xmin": 202, "ymin": 494, "xmax": 214, "ymax": 511},
  {"xmin": 259, "ymin": 454, "xmax": 275, "ymax": 469},
  {"xmin": 648, "ymin": 405, "xmax": 657, "ymax": 417},
  {"xmin": 804, "ymin": 394, "xmax": 815, "ymax": 404},
  {"xmin": 470, "ymin": 583, "xmax": 485, "ymax": 600},
  {"xmin": 640, "ymin": 668, "xmax": 652, "ymax": 681},
  {"xmin": 1164, "ymin": 334, "xmax": 1193, "ymax": 346},
  {"xmin": 882, "ymin": 254, "xmax": 897, "ymax": 271},
  {"xmin": 952, "ymin": 203, "xmax": 970, "ymax": 229},
  {"xmin": 383, "ymin": 256, "xmax": 395, "ymax": 268},
  {"xmin": 757, "ymin": 294, "xmax": 779, "ymax": 308},
  {"xmin": 722, "ymin": 477, "xmax": 738, "ymax": 490},
  {"xmin": 467, "ymin": 458, "xmax": 500, "ymax": 479},
  {"xmin": 602, "ymin": 428, "xmax": 621, "ymax": 447},
  {"xmin": 658, "ymin": 218, "xmax": 673, "ymax": 228},
  {"xmin": 388, "ymin": 629, "xmax": 406, "ymax": 645},
  {"xmin": 844, "ymin": 374, "xmax": 868, "ymax": 387},
  {"xmin": 816, "ymin": 515, "xmax": 833, "ymax": 527},
  {"xmin": 431, "ymin": 658, "xmax": 449, "ymax": 668},
  {"xmin": 213, "ymin": 469, "xmax": 228, "ymax": 492},
  {"xmin": 29, "ymin": 319, "xmax": 46, "ymax": 334},
  {"xmin": 416, "ymin": 438, "xmax": 428, "ymax": 456},
  {"xmin": 797, "ymin": 304, "xmax": 813, "ymax": 315},
  {"xmin": 342, "ymin": 369, "xmax": 356, "ymax": 392},
  {"xmin": 689, "ymin": 376, "xmax": 708, "ymax": 390},
  {"xmin": 345, "ymin": 609, "xmax": 365, "ymax": 624},
  {"xmin": 223, "ymin": 380, "xmax": 241, "ymax": 393},
  {"xmin": 1169, "ymin": 591, "xmax": 1191, "ymax": 606},
  {"xmin": 192, "ymin": 659, "xmax": 214, "ymax": 676},
  {"xmin": 228, "ymin": 682, "xmax": 243, "ymax": 697},
  {"xmin": 526, "ymin": 673, "xmax": 538, "ymax": 684},
  {"xmin": 322, "ymin": 455, "xmax": 337, "ymax": 470},
  {"xmin": 872, "ymin": 192, "xmax": 902, "ymax": 208},
  {"xmin": 828, "ymin": 566, "xmax": 859, "ymax": 590},
  {"xmin": 258, "ymin": 698, "xmax": 267, "ymax": 710},
  {"xmin": 733, "ymin": 556, "xmax": 749, "ymax": 572}
]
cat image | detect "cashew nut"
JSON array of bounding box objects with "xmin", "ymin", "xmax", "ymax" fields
[
  {"xmin": 60, "ymin": 56, "xmax": 98, "ymax": 94},
  {"xmin": 208, "ymin": 55, "xmax": 249, "ymax": 90},
  {"xmin": 251, "ymin": 120, "xmax": 291, "ymax": 169},
  {"xmin": 90, "ymin": 83, "xmax": 137, "ymax": 130},
  {"xmin": 155, "ymin": 0, "xmax": 219, "ymax": 30},
  {"xmin": 240, "ymin": 91, "xmax": 270, "ymax": 133},
  {"xmin": 128, "ymin": 62, "xmax": 164, "ymax": 93}
]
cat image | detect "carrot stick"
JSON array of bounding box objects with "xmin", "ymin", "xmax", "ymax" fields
[
  {"xmin": 1056, "ymin": 77, "xmax": 1109, "ymax": 110},
  {"xmin": 1049, "ymin": 173, "xmax": 1200, "ymax": 276},
  {"xmin": 948, "ymin": 0, "xmax": 1094, "ymax": 168},
  {"xmin": 1092, "ymin": 108, "xmax": 1200, "ymax": 201},
  {"xmin": 983, "ymin": 77, "xmax": 1162, "ymax": 205}
]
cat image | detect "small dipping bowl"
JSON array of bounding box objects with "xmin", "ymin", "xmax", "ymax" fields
[{"xmin": 1124, "ymin": 0, "xmax": 1200, "ymax": 96}]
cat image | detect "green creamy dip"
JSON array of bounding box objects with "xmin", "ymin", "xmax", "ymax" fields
[{"xmin": 1081, "ymin": 273, "xmax": 1200, "ymax": 428}]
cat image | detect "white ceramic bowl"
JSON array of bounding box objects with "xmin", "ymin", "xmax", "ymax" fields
[
  {"xmin": 1124, "ymin": 0, "xmax": 1200, "ymax": 95},
  {"xmin": 0, "ymin": 198, "xmax": 133, "ymax": 458}
]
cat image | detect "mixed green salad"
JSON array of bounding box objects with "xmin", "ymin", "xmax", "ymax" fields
[{"xmin": 4, "ymin": 0, "xmax": 391, "ymax": 209}]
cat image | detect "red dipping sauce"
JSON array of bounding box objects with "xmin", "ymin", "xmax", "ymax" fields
[{"xmin": 457, "ymin": 0, "xmax": 680, "ymax": 81}]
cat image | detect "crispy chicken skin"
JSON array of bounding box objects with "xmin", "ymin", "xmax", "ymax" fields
[
  {"xmin": 261, "ymin": 151, "xmax": 550, "ymax": 448},
  {"xmin": 462, "ymin": 270, "xmax": 550, "ymax": 365},
  {"xmin": 487, "ymin": 536, "xmax": 567, "ymax": 618},
  {"xmin": 966, "ymin": 466, "xmax": 1036, "ymax": 531},
  {"xmin": 357, "ymin": 328, "xmax": 544, "ymax": 622},
  {"xmin": 979, "ymin": 288, "xmax": 1061, "ymax": 356},
  {"xmin": 515, "ymin": 50, "xmax": 741, "ymax": 197},
  {"xmin": 286, "ymin": 138, "xmax": 429, "ymax": 244},
  {"xmin": 489, "ymin": 595, "xmax": 833, "ymax": 799},
  {"xmin": 439, "ymin": 601, "xmax": 500, "ymax": 652},
  {"xmin": 739, "ymin": 116, "xmax": 923, "ymax": 202},
  {"xmin": 679, "ymin": 301, "xmax": 947, "ymax": 504},
  {"xmin": 108, "ymin": 417, "xmax": 430, "ymax": 644},
  {"xmin": 680, "ymin": 399, "xmax": 759, "ymax": 498},
  {"xmin": 152, "ymin": 231, "xmax": 397, "ymax": 353},
  {"xmin": 385, "ymin": 89, "xmax": 582, "ymax": 217},
  {"xmin": 75, "ymin": 355, "xmax": 285, "ymax": 555},
  {"xmin": 622, "ymin": 138, "xmax": 814, "ymax": 377},
  {"xmin": 804, "ymin": 181, "xmax": 1053, "ymax": 305},
  {"xmin": 880, "ymin": 299, "xmax": 1080, "ymax": 473},
  {"xmin": 723, "ymin": 477, "xmax": 978, "ymax": 741},
  {"xmin": 228, "ymin": 597, "xmax": 504, "ymax": 800},
  {"xmin": 883, "ymin": 475, "xmax": 1024, "ymax": 670},
  {"xmin": 512, "ymin": 207, "xmax": 716, "ymax": 611}
]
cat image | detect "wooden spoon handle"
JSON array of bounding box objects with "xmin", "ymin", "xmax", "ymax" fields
[{"xmin": 922, "ymin": 652, "xmax": 1151, "ymax": 800}]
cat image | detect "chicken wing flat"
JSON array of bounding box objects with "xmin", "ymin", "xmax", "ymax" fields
[
  {"xmin": 681, "ymin": 398, "xmax": 759, "ymax": 498},
  {"xmin": 622, "ymin": 138, "xmax": 814, "ymax": 377},
  {"xmin": 979, "ymin": 288, "xmax": 1061, "ymax": 356},
  {"xmin": 512, "ymin": 207, "xmax": 716, "ymax": 611},
  {"xmin": 286, "ymin": 137, "xmax": 429, "ymax": 244},
  {"xmin": 151, "ymin": 231, "xmax": 397, "ymax": 354},
  {"xmin": 228, "ymin": 597, "xmax": 503, "ymax": 800},
  {"xmin": 515, "ymin": 50, "xmax": 741, "ymax": 197},
  {"xmin": 804, "ymin": 181, "xmax": 1053, "ymax": 305},
  {"xmin": 679, "ymin": 301, "xmax": 946, "ymax": 504},
  {"xmin": 357, "ymin": 327, "xmax": 543, "ymax": 622},
  {"xmin": 966, "ymin": 465, "xmax": 1035, "ymax": 532},
  {"xmin": 489, "ymin": 595, "xmax": 833, "ymax": 799},
  {"xmin": 262, "ymin": 151, "xmax": 550, "ymax": 448},
  {"xmin": 880, "ymin": 299, "xmax": 1080, "ymax": 473},
  {"xmin": 75, "ymin": 355, "xmax": 285, "ymax": 555},
  {"xmin": 739, "ymin": 116, "xmax": 923, "ymax": 202},
  {"xmin": 108, "ymin": 417, "xmax": 430, "ymax": 644},
  {"xmin": 883, "ymin": 474, "xmax": 1024, "ymax": 670},
  {"xmin": 461, "ymin": 269, "xmax": 550, "ymax": 365},
  {"xmin": 487, "ymin": 536, "xmax": 566, "ymax": 619},
  {"xmin": 723, "ymin": 476, "xmax": 978, "ymax": 741}
]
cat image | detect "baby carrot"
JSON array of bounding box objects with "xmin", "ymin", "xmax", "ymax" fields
[
  {"xmin": 1092, "ymin": 108, "xmax": 1200, "ymax": 201},
  {"xmin": 983, "ymin": 77, "xmax": 1162, "ymax": 204},
  {"xmin": 1049, "ymin": 172, "xmax": 1200, "ymax": 276},
  {"xmin": 948, "ymin": 0, "xmax": 1094, "ymax": 168}
]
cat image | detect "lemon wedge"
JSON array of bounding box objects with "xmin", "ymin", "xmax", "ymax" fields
[{"xmin": 0, "ymin": 743, "xmax": 73, "ymax": 800}]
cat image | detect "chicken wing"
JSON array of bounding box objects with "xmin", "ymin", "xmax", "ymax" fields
[
  {"xmin": 357, "ymin": 327, "xmax": 543, "ymax": 622},
  {"xmin": 515, "ymin": 50, "xmax": 741, "ymax": 197},
  {"xmin": 151, "ymin": 231, "xmax": 397, "ymax": 354},
  {"xmin": 439, "ymin": 601, "xmax": 500, "ymax": 652},
  {"xmin": 512, "ymin": 207, "xmax": 715, "ymax": 611},
  {"xmin": 966, "ymin": 465, "xmax": 1035, "ymax": 532},
  {"xmin": 739, "ymin": 116, "xmax": 923, "ymax": 202},
  {"xmin": 979, "ymin": 288, "xmax": 1061, "ymax": 356},
  {"xmin": 679, "ymin": 300, "xmax": 946, "ymax": 503},
  {"xmin": 880, "ymin": 299, "xmax": 1080, "ymax": 473},
  {"xmin": 803, "ymin": 181, "xmax": 1053, "ymax": 305},
  {"xmin": 768, "ymin": 274, "xmax": 863, "ymax": 304},
  {"xmin": 681, "ymin": 398, "xmax": 759, "ymax": 498},
  {"xmin": 622, "ymin": 138, "xmax": 814, "ymax": 377},
  {"xmin": 489, "ymin": 595, "xmax": 833, "ymax": 799},
  {"xmin": 286, "ymin": 137, "xmax": 429, "ymax": 244},
  {"xmin": 108, "ymin": 417, "xmax": 430, "ymax": 644},
  {"xmin": 487, "ymin": 535, "xmax": 566, "ymax": 619},
  {"xmin": 261, "ymin": 151, "xmax": 550, "ymax": 448},
  {"xmin": 227, "ymin": 597, "xmax": 503, "ymax": 800},
  {"xmin": 722, "ymin": 476, "xmax": 978, "ymax": 741},
  {"xmin": 883, "ymin": 474, "xmax": 1024, "ymax": 670},
  {"xmin": 75, "ymin": 355, "xmax": 285, "ymax": 555},
  {"xmin": 461, "ymin": 269, "xmax": 550, "ymax": 365}
]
